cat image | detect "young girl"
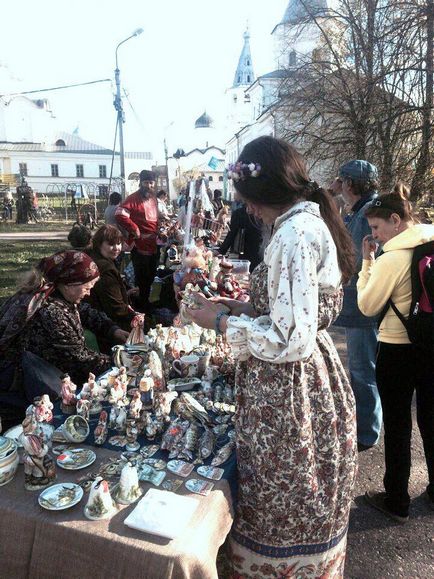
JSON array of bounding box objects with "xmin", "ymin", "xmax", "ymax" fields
[{"xmin": 357, "ymin": 192, "xmax": 434, "ymax": 521}]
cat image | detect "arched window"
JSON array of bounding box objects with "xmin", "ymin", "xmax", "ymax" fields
[
  {"xmin": 55, "ymin": 139, "xmax": 66, "ymax": 146},
  {"xmin": 219, "ymin": 176, "xmax": 223, "ymax": 182},
  {"xmin": 246, "ymin": 59, "xmax": 250, "ymax": 65},
  {"xmin": 289, "ymin": 51, "xmax": 297, "ymax": 66},
  {"xmin": 247, "ymin": 75, "xmax": 251, "ymax": 83},
  {"xmin": 238, "ymin": 76, "xmax": 241, "ymax": 83},
  {"xmin": 209, "ymin": 176, "xmax": 213, "ymax": 181}
]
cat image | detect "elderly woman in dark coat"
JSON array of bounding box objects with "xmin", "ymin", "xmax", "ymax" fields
[
  {"xmin": 0, "ymin": 250, "xmax": 128, "ymax": 428},
  {"xmin": 86, "ymin": 225, "xmax": 138, "ymax": 335}
]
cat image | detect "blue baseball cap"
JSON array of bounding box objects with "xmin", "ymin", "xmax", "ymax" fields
[{"xmin": 339, "ymin": 160, "xmax": 378, "ymax": 182}]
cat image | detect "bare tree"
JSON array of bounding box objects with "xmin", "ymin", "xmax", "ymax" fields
[{"xmin": 276, "ymin": 0, "xmax": 433, "ymax": 197}]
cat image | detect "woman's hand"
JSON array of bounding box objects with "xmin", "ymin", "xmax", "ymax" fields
[
  {"xmin": 113, "ymin": 328, "xmax": 129, "ymax": 343},
  {"xmin": 209, "ymin": 296, "xmax": 255, "ymax": 317},
  {"xmin": 362, "ymin": 235, "xmax": 377, "ymax": 260},
  {"xmin": 185, "ymin": 292, "xmax": 229, "ymax": 330}
]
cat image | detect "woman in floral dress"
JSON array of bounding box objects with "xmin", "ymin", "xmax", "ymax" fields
[{"xmin": 188, "ymin": 136, "xmax": 357, "ymax": 578}]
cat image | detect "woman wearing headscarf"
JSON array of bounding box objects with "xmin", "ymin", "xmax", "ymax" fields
[{"xmin": 0, "ymin": 250, "xmax": 128, "ymax": 427}]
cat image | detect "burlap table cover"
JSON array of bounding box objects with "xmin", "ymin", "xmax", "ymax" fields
[{"xmin": 0, "ymin": 446, "xmax": 234, "ymax": 579}]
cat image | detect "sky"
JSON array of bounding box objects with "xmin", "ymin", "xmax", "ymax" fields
[{"xmin": 1, "ymin": 0, "xmax": 286, "ymax": 164}]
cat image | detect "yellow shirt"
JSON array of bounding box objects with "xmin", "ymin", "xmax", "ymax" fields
[{"xmin": 357, "ymin": 224, "xmax": 434, "ymax": 344}]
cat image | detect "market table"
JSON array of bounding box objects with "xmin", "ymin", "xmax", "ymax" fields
[{"xmin": 0, "ymin": 444, "xmax": 234, "ymax": 579}]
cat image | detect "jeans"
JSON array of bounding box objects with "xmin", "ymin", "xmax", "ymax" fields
[
  {"xmin": 376, "ymin": 342, "xmax": 434, "ymax": 516},
  {"xmin": 346, "ymin": 326, "xmax": 382, "ymax": 446}
]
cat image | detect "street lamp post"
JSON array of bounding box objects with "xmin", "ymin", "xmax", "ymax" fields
[{"xmin": 114, "ymin": 28, "xmax": 143, "ymax": 199}]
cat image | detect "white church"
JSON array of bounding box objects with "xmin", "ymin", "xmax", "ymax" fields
[
  {"xmin": 225, "ymin": 0, "xmax": 336, "ymax": 192},
  {"xmin": 169, "ymin": 0, "xmax": 338, "ymax": 199}
]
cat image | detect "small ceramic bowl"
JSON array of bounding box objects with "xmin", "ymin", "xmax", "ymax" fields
[
  {"xmin": 0, "ymin": 435, "xmax": 19, "ymax": 486},
  {"xmin": 62, "ymin": 415, "xmax": 90, "ymax": 443}
]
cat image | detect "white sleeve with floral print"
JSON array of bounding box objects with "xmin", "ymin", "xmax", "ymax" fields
[{"xmin": 226, "ymin": 207, "xmax": 341, "ymax": 363}]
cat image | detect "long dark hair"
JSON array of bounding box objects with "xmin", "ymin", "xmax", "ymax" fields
[{"xmin": 233, "ymin": 136, "xmax": 355, "ymax": 283}]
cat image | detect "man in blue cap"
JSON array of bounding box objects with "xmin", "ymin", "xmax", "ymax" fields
[{"xmin": 334, "ymin": 159, "xmax": 382, "ymax": 451}]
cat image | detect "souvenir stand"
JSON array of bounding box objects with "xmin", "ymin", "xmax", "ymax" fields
[{"xmin": 0, "ymin": 178, "xmax": 252, "ymax": 578}]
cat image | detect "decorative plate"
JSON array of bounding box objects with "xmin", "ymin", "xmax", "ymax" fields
[
  {"xmin": 56, "ymin": 448, "xmax": 96, "ymax": 470},
  {"xmin": 38, "ymin": 483, "xmax": 83, "ymax": 511}
]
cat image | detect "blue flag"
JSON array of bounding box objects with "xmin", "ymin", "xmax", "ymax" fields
[{"xmin": 208, "ymin": 156, "xmax": 219, "ymax": 170}]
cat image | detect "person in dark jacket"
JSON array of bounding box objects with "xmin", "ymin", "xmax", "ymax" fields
[
  {"xmin": 219, "ymin": 202, "xmax": 263, "ymax": 272},
  {"xmin": 334, "ymin": 159, "xmax": 382, "ymax": 451},
  {"xmin": 87, "ymin": 225, "xmax": 138, "ymax": 336}
]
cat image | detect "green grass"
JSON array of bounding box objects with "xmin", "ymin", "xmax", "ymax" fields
[
  {"xmin": 0, "ymin": 239, "xmax": 70, "ymax": 303},
  {"xmin": 0, "ymin": 221, "xmax": 74, "ymax": 233}
]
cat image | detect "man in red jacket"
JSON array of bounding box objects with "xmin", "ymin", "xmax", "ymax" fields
[{"xmin": 115, "ymin": 170, "xmax": 158, "ymax": 312}]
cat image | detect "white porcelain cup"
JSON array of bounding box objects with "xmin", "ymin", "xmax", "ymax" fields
[{"xmin": 172, "ymin": 354, "xmax": 199, "ymax": 378}]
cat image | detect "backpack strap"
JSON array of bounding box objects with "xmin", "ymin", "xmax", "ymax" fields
[
  {"xmin": 377, "ymin": 299, "xmax": 390, "ymax": 328},
  {"xmin": 388, "ymin": 299, "xmax": 409, "ymax": 330}
]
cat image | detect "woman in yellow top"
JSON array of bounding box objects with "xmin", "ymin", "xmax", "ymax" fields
[{"xmin": 357, "ymin": 192, "xmax": 434, "ymax": 522}]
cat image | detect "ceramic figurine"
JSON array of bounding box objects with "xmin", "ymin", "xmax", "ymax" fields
[
  {"xmin": 115, "ymin": 406, "xmax": 128, "ymax": 432},
  {"xmin": 128, "ymin": 389, "xmax": 143, "ymax": 419},
  {"xmin": 109, "ymin": 378, "xmax": 125, "ymax": 406},
  {"xmin": 125, "ymin": 419, "xmax": 140, "ymax": 452},
  {"xmin": 113, "ymin": 462, "xmax": 142, "ymax": 505},
  {"xmin": 143, "ymin": 412, "xmax": 157, "ymax": 440},
  {"xmin": 106, "ymin": 367, "xmax": 120, "ymax": 386},
  {"xmin": 153, "ymin": 391, "xmax": 178, "ymax": 422},
  {"xmin": 84, "ymin": 477, "xmax": 117, "ymax": 520},
  {"xmin": 26, "ymin": 396, "xmax": 54, "ymax": 447},
  {"xmin": 34, "ymin": 394, "xmax": 54, "ymax": 424},
  {"xmin": 139, "ymin": 369, "xmax": 154, "ymax": 408},
  {"xmin": 61, "ymin": 374, "xmax": 77, "ymax": 415},
  {"xmin": 118, "ymin": 366, "xmax": 128, "ymax": 394},
  {"xmin": 148, "ymin": 350, "xmax": 165, "ymax": 391},
  {"xmin": 94, "ymin": 410, "xmax": 108, "ymax": 445},
  {"xmin": 162, "ymin": 344, "xmax": 175, "ymax": 380},
  {"xmin": 21, "ymin": 417, "xmax": 56, "ymax": 491},
  {"xmin": 76, "ymin": 397, "xmax": 91, "ymax": 422},
  {"xmin": 108, "ymin": 405, "xmax": 118, "ymax": 429}
]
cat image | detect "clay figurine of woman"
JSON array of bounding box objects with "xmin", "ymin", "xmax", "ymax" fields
[
  {"xmin": 61, "ymin": 374, "xmax": 77, "ymax": 414},
  {"xmin": 76, "ymin": 397, "xmax": 91, "ymax": 422},
  {"xmin": 128, "ymin": 389, "xmax": 143, "ymax": 420},
  {"xmin": 139, "ymin": 369, "xmax": 154, "ymax": 408},
  {"xmin": 22, "ymin": 430, "xmax": 56, "ymax": 491}
]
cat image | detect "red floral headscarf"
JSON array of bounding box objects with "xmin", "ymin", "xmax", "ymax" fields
[
  {"xmin": 0, "ymin": 251, "xmax": 100, "ymax": 354},
  {"xmin": 27, "ymin": 251, "xmax": 100, "ymax": 321},
  {"xmin": 39, "ymin": 250, "xmax": 100, "ymax": 286}
]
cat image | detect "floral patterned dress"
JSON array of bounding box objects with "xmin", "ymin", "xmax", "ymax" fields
[{"xmin": 227, "ymin": 205, "xmax": 357, "ymax": 579}]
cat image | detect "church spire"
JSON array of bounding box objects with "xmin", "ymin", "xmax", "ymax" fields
[{"xmin": 232, "ymin": 28, "xmax": 255, "ymax": 88}]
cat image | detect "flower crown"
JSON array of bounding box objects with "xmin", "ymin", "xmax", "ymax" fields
[{"xmin": 227, "ymin": 162, "xmax": 261, "ymax": 181}]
